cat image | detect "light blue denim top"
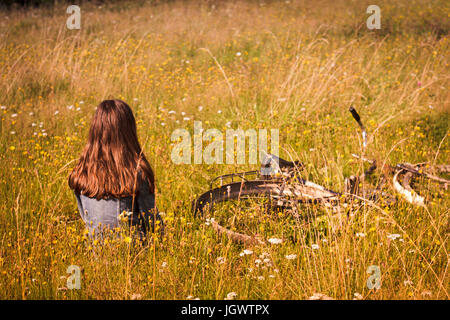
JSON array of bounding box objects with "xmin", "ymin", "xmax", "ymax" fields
[{"xmin": 74, "ymin": 175, "xmax": 162, "ymax": 237}]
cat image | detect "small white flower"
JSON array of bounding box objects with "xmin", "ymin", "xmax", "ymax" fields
[
  {"xmin": 32, "ymin": 123, "xmax": 37, "ymax": 127},
  {"xmin": 168, "ymin": 110, "xmax": 176, "ymax": 114},
  {"xmin": 76, "ymin": 107, "xmax": 81, "ymax": 111},
  {"xmin": 257, "ymin": 276, "xmax": 265, "ymax": 281},
  {"xmin": 161, "ymin": 122, "xmax": 165, "ymax": 126},
  {"xmin": 29, "ymin": 112, "xmax": 34, "ymax": 116},
  {"xmin": 119, "ymin": 211, "xmax": 132, "ymax": 219},
  {"xmin": 225, "ymin": 292, "xmax": 237, "ymax": 300},
  {"xmin": 308, "ymin": 293, "xmax": 333, "ymax": 300},
  {"xmin": 269, "ymin": 274, "xmax": 275, "ymax": 278},
  {"xmin": 216, "ymin": 257, "xmax": 226, "ymax": 264},
  {"xmin": 217, "ymin": 110, "xmax": 222, "ymax": 114},
  {"xmin": 10, "ymin": 131, "xmax": 16, "ymax": 135},
  {"xmin": 353, "ymin": 293, "xmax": 363, "ymax": 300},
  {"xmin": 181, "ymin": 111, "xmax": 186, "ymax": 116},
  {"xmin": 254, "ymin": 259, "xmax": 262, "ymax": 265},
  {"xmin": 268, "ymin": 237, "xmax": 282, "ymax": 244},
  {"xmin": 0, "ymin": 106, "xmax": 6, "ymax": 110},
  {"xmin": 309, "ymin": 148, "xmax": 315, "ymax": 152},
  {"xmin": 387, "ymin": 233, "xmax": 401, "ymax": 241},
  {"xmin": 259, "ymin": 252, "xmax": 270, "ymax": 259},
  {"xmin": 421, "ymin": 291, "xmax": 432, "ymax": 297},
  {"xmin": 67, "ymin": 105, "xmax": 74, "ymax": 110},
  {"xmin": 161, "ymin": 261, "xmax": 168, "ymax": 268},
  {"xmin": 356, "ymin": 232, "xmax": 366, "ymax": 238},
  {"xmin": 239, "ymin": 249, "xmax": 253, "ymax": 256},
  {"xmin": 225, "ymin": 121, "xmax": 231, "ymax": 128},
  {"xmin": 42, "ymin": 132, "xmax": 48, "ymax": 137},
  {"xmin": 236, "ymin": 52, "xmax": 242, "ymax": 57},
  {"xmin": 54, "ymin": 110, "xmax": 59, "ymax": 115},
  {"xmin": 11, "ymin": 113, "xmax": 18, "ymax": 118},
  {"xmin": 198, "ymin": 105, "xmax": 203, "ymax": 111},
  {"xmin": 285, "ymin": 254, "xmax": 297, "ymax": 260},
  {"xmin": 183, "ymin": 117, "xmax": 190, "ymax": 121},
  {"xmin": 131, "ymin": 293, "xmax": 142, "ymax": 300},
  {"xmin": 79, "ymin": 101, "xmax": 84, "ymax": 104},
  {"xmin": 311, "ymin": 244, "xmax": 319, "ymax": 250},
  {"xmin": 403, "ymin": 280, "xmax": 413, "ymax": 286}
]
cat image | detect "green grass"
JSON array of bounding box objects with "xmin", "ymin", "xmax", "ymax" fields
[{"xmin": 0, "ymin": 0, "xmax": 448, "ymax": 300}]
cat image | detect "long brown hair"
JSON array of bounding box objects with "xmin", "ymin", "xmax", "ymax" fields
[{"xmin": 69, "ymin": 99, "xmax": 155, "ymax": 199}]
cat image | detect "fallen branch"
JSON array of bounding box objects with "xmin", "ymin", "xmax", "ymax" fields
[{"xmin": 211, "ymin": 220, "xmax": 263, "ymax": 246}]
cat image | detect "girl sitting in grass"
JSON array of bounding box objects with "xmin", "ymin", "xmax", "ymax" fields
[{"xmin": 68, "ymin": 99, "xmax": 163, "ymax": 239}]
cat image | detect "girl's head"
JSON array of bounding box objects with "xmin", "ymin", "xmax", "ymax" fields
[{"xmin": 69, "ymin": 99, "xmax": 155, "ymax": 199}]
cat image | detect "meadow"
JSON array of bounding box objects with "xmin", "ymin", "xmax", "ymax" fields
[{"xmin": 0, "ymin": 0, "xmax": 449, "ymax": 299}]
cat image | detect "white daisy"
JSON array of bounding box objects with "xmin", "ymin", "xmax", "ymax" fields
[
  {"xmin": 387, "ymin": 233, "xmax": 401, "ymax": 241},
  {"xmin": 268, "ymin": 237, "xmax": 282, "ymax": 244},
  {"xmin": 225, "ymin": 292, "xmax": 237, "ymax": 300},
  {"xmin": 239, "ymin": 249, "xmax": 253, "ymax": 256}
]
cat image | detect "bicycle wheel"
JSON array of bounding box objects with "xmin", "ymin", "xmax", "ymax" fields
[
  {"xmin": 192, "ymin": 179, "xmax": 340, "ymax": 245},
  {"xmin": 192, "ymin": 180, "xmax": 278, "ymax": 217}
]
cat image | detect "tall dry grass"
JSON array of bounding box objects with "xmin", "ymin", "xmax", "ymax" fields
[{"xmin": 0, "ymin": 0, "xmax": 448, "ymax": 299}]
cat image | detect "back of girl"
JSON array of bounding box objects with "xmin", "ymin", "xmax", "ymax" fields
[{"xmin": 68, "ymin": 99, "xmax": 163, "ymax": 240}]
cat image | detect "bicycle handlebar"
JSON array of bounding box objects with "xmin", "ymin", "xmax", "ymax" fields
[
  {"xmin": 349, "ymin": 106, "xmax": 367, "ymax": 148},
  {"xmin": 349, "ymin": 106, "xmax": 361, "ymax": 122}
]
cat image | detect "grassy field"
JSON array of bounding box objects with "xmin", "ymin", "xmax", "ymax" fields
[{"xmin": 0, "ymin": 0, "xmax": 449, "ymax": 300}]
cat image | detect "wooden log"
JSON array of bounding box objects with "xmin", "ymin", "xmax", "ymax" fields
[{"xmin": 211, "ymin": 220, "xmax": 263, "ymax": 246}]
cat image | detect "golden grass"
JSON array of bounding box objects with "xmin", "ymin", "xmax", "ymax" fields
[{"xmin": 0, "ymin": 0, "xmax": 448, "ymax": 299}]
